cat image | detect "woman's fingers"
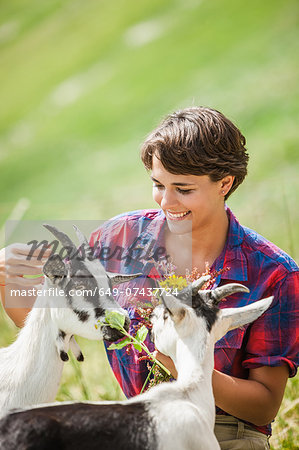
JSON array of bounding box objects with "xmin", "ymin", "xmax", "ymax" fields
[
  {"xmin": 6, "ymin": 256, "xmax": 47, "ymax": 267},
  {"xmin": 11, "ymin": 244, "xmax": 52, "ymax": 259},
  {"xmin": 1, "ymin": 243, "xmax": 50, "ymax": 286},
  {"xmin": 5, "ymin": 274, "xmax": 44, "ymax": 287},
  {"xmin": 7, "ymin": 265, "xmax": 43, "ymax": 276}
]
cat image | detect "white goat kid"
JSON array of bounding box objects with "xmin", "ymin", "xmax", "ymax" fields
[
  {"xmin": 148, "ymin": 279, "xmax": 273, "ymax": 450},
  {"xmin": 0, "ymin": 225, "xmax": 138, "ymax": 417},
  {"xmin": 0, "ymin": 277, "xmax": 273, "ymax": 450}
]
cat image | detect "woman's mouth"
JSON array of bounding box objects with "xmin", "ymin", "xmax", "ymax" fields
[{"xmin": 166, "ymin": 210, "xmax": 191, "ymax": 221}]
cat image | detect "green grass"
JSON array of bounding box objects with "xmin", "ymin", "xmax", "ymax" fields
[
  {"xmin": 0, "ymin": 0, "xmax": 298, "ymax": 448},
  {"xmin": 271, "ymin": 377, "xmax": 299, "ymax": 449},
  {"xmin": 0, "ymin": 0, "xmax": 298, "ymax": 259}
]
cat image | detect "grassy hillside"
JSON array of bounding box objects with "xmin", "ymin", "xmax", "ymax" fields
[
  {"xmin": 0, "ymin": 0, "xmax": 298, "ymax": 258},
  {"xmin": 0, "ymin": 0, "xmax": 298, "ymax": 448}
]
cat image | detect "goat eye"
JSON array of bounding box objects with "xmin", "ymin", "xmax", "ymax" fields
[
  {"xmin": 163, "ymin": 309, "xmax": 169, "ymax": 321},
  {"xmin": 149, "ymin": 328, "xmax": 154, "ymax": 343}
]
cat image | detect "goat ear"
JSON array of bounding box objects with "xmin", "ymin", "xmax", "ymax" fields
[
  {"xmin": 215, "ymin": 296, "xmax": 274, "ymax": 341},
  {"xmin": 107, "ymin": 272, "xmax": 143, "ymax": 287},
  {"xmin": 43, "ymin": 254, "xmax": 67, "ymax": 284}
]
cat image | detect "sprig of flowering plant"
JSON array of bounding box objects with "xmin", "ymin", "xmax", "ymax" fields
[
  {"xmin": 133, "ymin": 262, "xmax": 230, "ymax": 390},
  {"xmin": 96, "ymin": 262, "xmax": 230, "ymax": 393},
  {"xmin": 186, "ymin": 262, "xmax": 230, "ymax": 289},
  {"xmin": 95, "ymin": 311, "xmax": 171, "ymax": 379}
]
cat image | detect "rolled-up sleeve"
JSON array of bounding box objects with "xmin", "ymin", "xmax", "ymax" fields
[{"xmin": 243, "ymin": 272, "xmax": 299, "ymax": 377}]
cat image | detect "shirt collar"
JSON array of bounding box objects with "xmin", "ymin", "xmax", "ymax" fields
[
  {"xmin": 135, "ymin": 208, "xmax": 248, "ymax": 282},
  {"xmin": 127, "ymin": 210, "xmax": 166, "ymax": 276},
  {"xmin": 213, "ymin": 207, "xmax": 248, "ymax": 283}
]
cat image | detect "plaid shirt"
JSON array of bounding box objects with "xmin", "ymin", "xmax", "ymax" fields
[{"xmin": 90, "ymin": 207, "xmax": 299, "ymax": 435}]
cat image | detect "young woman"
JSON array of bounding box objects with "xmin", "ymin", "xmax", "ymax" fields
[
  {"xmin": 89, "ymin": 107, "xmax": 298, "ymax": 449},
  {"xmin": 1, "ymin": 107, "xmax": 298, "ymax": 449}
]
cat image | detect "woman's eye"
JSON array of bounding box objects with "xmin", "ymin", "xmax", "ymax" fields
[
  {"xmin": 153, "ymin": 184, "xmax": 194, "ymax": 194},
  {"xmin": 177, "ymin": 188, "xmax": 194, "ymax": 195}
]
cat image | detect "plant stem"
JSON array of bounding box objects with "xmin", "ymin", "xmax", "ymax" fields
[
  {"xmin": 140, "ymin": 362, "xmax": 156, "ymax": 394},
  {"xmin": 120, "ymin": 328, "xmax": 171, "ymax": 376}
]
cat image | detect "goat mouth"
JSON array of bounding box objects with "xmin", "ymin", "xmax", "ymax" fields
[
  {"xmin": 102, "ymin": 315, "xmax": 130, "ymax": 342},
  {"xmin": 102, "ymin": 326, "xmax": 126, "ymax": 342}
]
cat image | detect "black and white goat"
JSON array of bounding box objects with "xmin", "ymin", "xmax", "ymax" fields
[
  {"xmin": 0, "ymin": 225, "xmax": 139, "ymax": 417},
  {"xmin": 0, "ymin": 276, "xmax": 273, "ymax": 450}
]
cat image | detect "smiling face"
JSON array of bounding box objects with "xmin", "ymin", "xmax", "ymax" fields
[{"xmin": 151, "ymin": 154, "xmax": 230, "ymax": 236}]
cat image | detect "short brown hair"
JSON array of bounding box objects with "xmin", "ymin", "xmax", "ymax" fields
[{"xmin": 140, "ymin": 106, "xmax": 249, "ymax": 199}]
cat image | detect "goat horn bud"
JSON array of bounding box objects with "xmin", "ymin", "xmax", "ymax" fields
[
  {"xmin": 210, "ymin": 283, "xmax": 250, "ymax": 304},
  {"xmin": 73, "ymin": 225, "xmax": 91, "ymax": 249},
  {"xmin": 43, "ymin": 224, "xmax": 77, "ymax": 257},
  {"xmin": 175, "ymin": 275, "xmax": 211, "ymax": 303},
  {"xmin": 190, "ymin": 275, "xmax": 211, "ymax": 294}
]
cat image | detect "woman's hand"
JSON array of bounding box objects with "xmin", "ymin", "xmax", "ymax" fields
[
  {"xmin": 0, "ymin": 243, "xmax": 51, "ymax": 287},
  {"xmin": 0, "ymin": 244, "xmax": 52, "ymax": 327},
  {"xmin": 153, "ymin": 350, "xmax": 178, "ymax": 379}
]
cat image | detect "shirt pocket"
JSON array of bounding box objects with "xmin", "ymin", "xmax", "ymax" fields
[{"xmin": 214, "ymin": 327, "xmax": 246, "ymax": 350}]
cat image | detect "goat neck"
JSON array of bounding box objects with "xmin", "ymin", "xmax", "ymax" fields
[
  {"xmin": 0, "ymin": 300, "xmax": 65, "ymax": 415},
  {"xmin": 175, "ymin": 330, "xmax": 207, "ymax": 386},
  {"xmin": 175, "ymin": 327, "xmax": 216, "ymax": 422}
]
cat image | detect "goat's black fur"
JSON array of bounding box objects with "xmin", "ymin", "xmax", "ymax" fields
[
  {"xmin": 0, "ymin": 402, "xmax": 157, "ymax": 450},
  {"xmin": 192, "ymin": 295, "xmax": 220, "ymax": 332}
]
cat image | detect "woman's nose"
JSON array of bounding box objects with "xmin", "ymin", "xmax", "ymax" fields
[{"xmin": 160, "ymin": 189, "xmax": 178, "ymax": 210}]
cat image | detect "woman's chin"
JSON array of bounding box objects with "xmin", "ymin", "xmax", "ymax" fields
[{"xmin": 166, "ymin": 217, "xmax": 192, "ymax": 235}]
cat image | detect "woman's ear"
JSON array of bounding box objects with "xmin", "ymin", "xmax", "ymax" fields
[{"xmin": 220, "ymin": 176, "xmax": 235, "ymax": 196}]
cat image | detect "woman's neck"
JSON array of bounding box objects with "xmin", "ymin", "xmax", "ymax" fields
[
  {"xmin": 192, "ymin": 207, "xmax": 229, "ymax": 270},
  {"xmin": 165, "ymin": 207, "xmax": 229, "ymax": 275}
]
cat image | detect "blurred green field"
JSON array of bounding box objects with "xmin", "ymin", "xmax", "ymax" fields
[{"xmin": 0, "ymin": 0, "xmax": 298, "ymax": 448}]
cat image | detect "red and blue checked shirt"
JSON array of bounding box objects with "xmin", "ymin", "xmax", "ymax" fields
[{"xmin": 89, "ymin": 207, "xmax": 299, "ymax": 436}]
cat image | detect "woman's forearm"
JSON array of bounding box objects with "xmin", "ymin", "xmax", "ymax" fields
[
  {"xmin": 154, "ymin": 350, "xmax": 178, "ymax": 379},
  {"xmin": 0, "ymin": 244, "xmax": 50, "ymax": 327},
  {"xmin": 0, "ymin": 285, "xmax": 32, "ymax": 327},
  {"xmin": 212, "ymin": 367, "xmax": 288, "ymax": 426},
  {"xmin": 154, "ymin": 351, "xmax": 288, "ymax": 426}
]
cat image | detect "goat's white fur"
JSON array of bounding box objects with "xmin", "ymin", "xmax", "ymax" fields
[
  {"xmin": 0, "ymin": 277, "xmax": 126, "ymax": 417},
  {"xmin": 3, "ymin": 278, "xmax": 273, "ymax": 450},
  {"xmin": 147, "ymin": 293, "xmax": 273, "ymax": 450},
  {"xmin": 0, "ymin": 225, "xmax": 135, "ymax": 418}
]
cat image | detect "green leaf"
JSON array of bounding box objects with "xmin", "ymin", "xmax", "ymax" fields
[
  {"xmin": 135, "ymin": 325, "xmax": 148, "ymax": 343},
  {"xmin": 133, "ymin": 342, "xmax": 142, "ymax": 352},
  {"xmin": 23, "ymin": 274, "xmax": 43, "ymax": 279},
  {"xmin": 104, "ymin": 311, "xmax": 126, "ymax": 330},
  {"xmin": 107, "ymin": 336, "xmax": 131, "ymax": 350}
]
